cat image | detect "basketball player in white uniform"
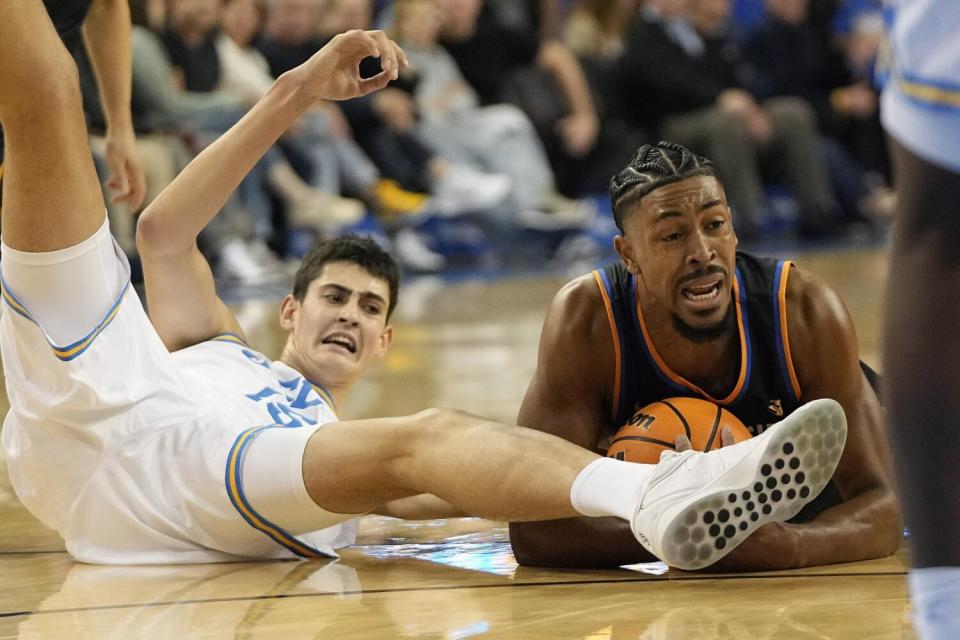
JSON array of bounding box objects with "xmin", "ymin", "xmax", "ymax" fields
[
  {"xmin": 0, "ymin": 1, "xmax": 848, "ymax": 570},
  {"xmin": 880, "ymin": 1, "xmax": 960, "ymax": 637}
]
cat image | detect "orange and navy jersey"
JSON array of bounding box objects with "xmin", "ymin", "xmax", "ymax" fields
[{"xmin": 594, "ymin": 252, "xmax": 803, "ymax": 436}]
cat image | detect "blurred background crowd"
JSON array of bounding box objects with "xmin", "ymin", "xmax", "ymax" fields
[{"xmin": 68, "ymin": 0, "xmax": 893, "ymax": 281}]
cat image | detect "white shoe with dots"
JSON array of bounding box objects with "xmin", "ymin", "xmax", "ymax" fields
[{"xmin": 630, "ymin": 398, "xmax": 847, "ymax": 570}]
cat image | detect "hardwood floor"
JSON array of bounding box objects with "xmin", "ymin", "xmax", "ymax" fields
[{"xmin": 0, "ymin": 245, "xmax": 910, "ymax": 639}]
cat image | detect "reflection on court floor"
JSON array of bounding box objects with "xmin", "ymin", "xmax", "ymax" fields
[{"xmin": 2, "ymin": 518, "xmax": 913, "ymax": 639}]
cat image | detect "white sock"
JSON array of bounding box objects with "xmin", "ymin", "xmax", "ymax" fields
[
  {"xmin": 570, "ymin": 458, "xmax": 654, "ymax": 520},
  {"xmin": 909, "ymin": 567, "xmax": 960, "ymax": 640}
]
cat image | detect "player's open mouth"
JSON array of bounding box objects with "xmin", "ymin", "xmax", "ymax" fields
[
  {"xmin": 322, "ymin": 334, "xmax": 357, "ymax": 354},
  {"xmin": 681, "ymin": 277, "xmax": 723, "ymax": 303}
]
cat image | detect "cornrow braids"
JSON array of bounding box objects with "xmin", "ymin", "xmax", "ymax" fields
[{"xmin": 609, "ymin": 141, "xmax": 717, "ymax": 231}]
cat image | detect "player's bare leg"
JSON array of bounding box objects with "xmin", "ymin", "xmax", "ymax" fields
[
  {"xmin": 304, "ymin": 409, "xmax": 599, "ymax": 521},
  {"xmin": 884, "ymin": 140, "xmax": 960, "ymax": 568},
  {"xmin": 301, "ymin": 399, "xmax": 847, "ymax": 569},
  {"xmin": 0, "ymin": 0, "xmax": 106, "ymax": 252}
]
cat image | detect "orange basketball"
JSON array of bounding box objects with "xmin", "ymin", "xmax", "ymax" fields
[{"xmin": 607, "ymin": 397, "xmax": 752, "ymax": 464}]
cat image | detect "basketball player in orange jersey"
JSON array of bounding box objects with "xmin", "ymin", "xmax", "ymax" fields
[
  {"xmin": 512, "ymin": 141, "xmax": 902, "ymax": 570},
  {"xmin": 0, "ymin": 2, "xmax": 845, "ymax": 570},
  {"xmin": 880, "ymin": 2, "xmax": 960, "ymax": 637}
]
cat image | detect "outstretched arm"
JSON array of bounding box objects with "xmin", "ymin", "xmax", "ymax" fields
[
  {"xmin": 136, "ymin": 30, "xmax": 407, "ymax": 351},
  {"xmin": 509, "ymin": 276, "xmax": 658, "ymax": 568},
  {"xmin": 82, "ymin": 0, "xmax": 147, "ymax": 210},
  {"xmin": 710, "ymin": 267, "xmax": 901, "ymax": 571}
]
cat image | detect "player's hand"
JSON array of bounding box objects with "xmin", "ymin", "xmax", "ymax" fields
[
  {"xmin": 832, "ymin": 83, "xmax": 877, "ymax": 118},
  {"xmin": 557, "ymin": 111, "xmax": 599, "ymax": 157},
  {"xmin": 719, "ymin": 426, "xmax": 736, "ymax": 448},
  {"xmin": 296, "ymin": 30, "xmax": 408, "ymax": 102},
  {"xmin": 674, "ymin": 426, "xmax": 736, "ymax": 452},
  {"xmin": 104, "ymin": 127, "xmax": 147, "ymax": 210},
  {"xmin": 743, "ymin": 107, "xmax": 773, "ymax": 144},
  {"xmin": 717, "ymin": 88, "xmax": 755, "ymax": 118}
]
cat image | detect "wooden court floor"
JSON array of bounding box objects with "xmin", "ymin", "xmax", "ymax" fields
[{"xmin": 0, "ymin": 245, "xmax": 915, "ymax": 638}]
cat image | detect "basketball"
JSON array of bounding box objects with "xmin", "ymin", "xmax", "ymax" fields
[{"xmin": 607, "ymin": 397, "xmax": 752, "ymax": 464}]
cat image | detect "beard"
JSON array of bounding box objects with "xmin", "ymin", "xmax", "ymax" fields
[{"xmin": 671, "ymin": 302, "xmax": 735, "ymax": 344}]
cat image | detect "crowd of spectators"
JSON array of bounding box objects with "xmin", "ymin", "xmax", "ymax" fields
[{"xmin": 69, "ymin": 0, "xmax": 891, "ymax": 280}]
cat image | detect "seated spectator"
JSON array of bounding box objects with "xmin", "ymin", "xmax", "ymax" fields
[
  {"xmin": 832, "ymin": 0, "xmax": 883, "ymax": 79},
  {"xmin": 440, "ymin": 0, "xmax": 624, "ymax": 197},
  {"xmin": 561, "ymin": 0, "xmax": 651, "ymax": 194},
  {"xmin": 740, "ymin": 0, "xmax": 889, "ymax": 182},
  {"xmin": 564, "ymin": 0, "xmax": 640, "ymax": 60},
  {"xmin": 124, "ymin": 0, "xmax": 325, "ymax": 281},
  {"xmin": 258, "ymin": 0, "xmax": 516, "ymax": 271},
  {"xmin": 256, "ymin": 0, "xmax": 426, "ymax": 215},
  {"xmin": 129, "ymin": 15, "xmax": 285, "ymax": 282},
  {"xmin": 830, "ymin": 0, "xmax": 890, "ymax": 180},
  {"xmin": 392, "ymin": 0, "xmax": 593, "ymax": 230},
  {"xmin": 164, "ymin": 0, "xmax": 366, "ymax": 228},
  {"xmin": 620, "ymin": 0, "xmax": 843, "ymax": 239},
  {"xmin": 318, "ymin": 0, "xmax": 514, "ymax": 221},
  {"xmin": 218, "ymin": 0, "xmax": 374, "ymax": 230}
]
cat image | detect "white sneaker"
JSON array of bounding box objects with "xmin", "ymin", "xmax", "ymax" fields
[
  {"xmin": 288, "ymin": 189, "xmax": 366, "ymax": 231},
  {"xmin": 630, "ymin": 398, "xmax": 847, "ymax": 570},
  {"xmin": 218, "ymin": 239, "xmax": 284, "ymax": 284},
  {"xmin": 393, "ymin": 229, "xmax": 446, "ymax": 273},
  {"xmin": 432, "ymin": 165, "xmax": 512, "ymax": 216},
  {"xmin": 246, "ymin": 239, "xmax": 285, "ymax": 273},
  {"xmin": 218, "ymin": 239, "xmax": 268, "ymax": 283},
  {"xmin": 516, "ymin": 194, "xmax": 596, "ymax": 231},
  {"xmin": 516, "ymin": 206, "xmax": 593, "ymax": 231}
]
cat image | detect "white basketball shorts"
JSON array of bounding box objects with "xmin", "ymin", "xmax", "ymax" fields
[{"xmin": 1, "ymin": 217, "xmax": 354, "ymax": 563}]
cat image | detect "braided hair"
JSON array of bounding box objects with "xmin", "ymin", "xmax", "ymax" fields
[{"xmin": 609, "ymin": 141, "xmax": 717, "ymax": 231}]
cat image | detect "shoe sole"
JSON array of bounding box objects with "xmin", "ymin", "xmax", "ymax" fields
[{"xmin": 658, "ymin": 399, "xmax": 847, "ymax": 570}]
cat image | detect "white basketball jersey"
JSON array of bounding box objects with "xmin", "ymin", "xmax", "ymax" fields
[
  {"xmin": 881, "ymin": 0, "xmax": 960, "ymax": 170},
  {"xmin": 1, "ymin": 222, "xmax": 353, "ymax": 563},
  {"xmin": 2, "ymin": 283, "xmax": 350, "ymax": 562},
  {"xmin": 172, "ymin": 333, "xmax": 340, "ymax": 435}
]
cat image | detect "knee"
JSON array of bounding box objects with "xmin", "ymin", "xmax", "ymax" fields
[
  {"xmin": 708, "ymin": 110, "xmax": 751, "ymax": 145},
  {"xmin": 407, "ymin": 407, "xmax": 472, "ymax": 435},
  {"xmin": 398, "ymin": 407, "xmax": 503, "ymax": 455},
  {"xmin": 766, "ymin": 97, "xmax": 818, "ymax": 131},
  {"xmin": 1, "ymin": 52, "xmax": 82, "ymax": 122}
]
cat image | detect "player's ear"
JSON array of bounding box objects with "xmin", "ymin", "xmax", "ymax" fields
[
  {"xmin": 376, "ymin": 325, "xmax": 394, "ymax": 356},
  {"xmin": 278, "ymin": 294, "xmax": 299, "ymax": 331},
  {"xmin": 614, "ymin": 235, "xmax": 640, "ymax": 275}
]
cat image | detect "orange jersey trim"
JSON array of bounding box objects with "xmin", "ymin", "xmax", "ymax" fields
[
  {"xmin": 593, "ymin": 271, "xmax": 622, "ymax": 420},
  {"xmin": 634, "ymin": 275, "xmax": 748, "ymax": 405},
  {"xmin": 777, "ymin": 261, "xmax": 802, "ymax": 400}
]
